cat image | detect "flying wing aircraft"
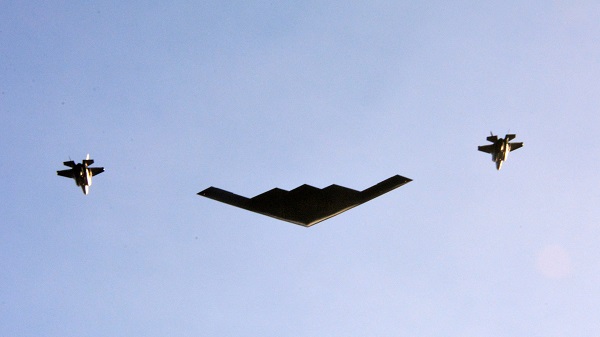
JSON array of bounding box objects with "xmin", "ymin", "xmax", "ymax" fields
[
  {"xmin": 478, "ymin": 133, "xmax": 524, "ymax": 170},
  {"xmin": 57, "ymin": 154, "xmax": 104, "ymax": 194},
  {"xmin": 198, "ymin": 174, "xmax": 412, "ymax": 227}
]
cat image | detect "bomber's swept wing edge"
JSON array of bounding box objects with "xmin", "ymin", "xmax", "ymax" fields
[{"xmin": 198, "ymin": 174, "xmax": 412, "ymax": 227}]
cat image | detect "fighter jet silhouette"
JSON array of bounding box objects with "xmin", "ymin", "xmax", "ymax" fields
[
  {"xmin": 198, "ymin": 175, "xmax": 412, "ymax": 227},
  {"xmin": 478, "ymin": 133, "xmax": 524, "ymax": 170},
  {"xmin": 57, "ymin": 154, "xmax": 104, "ymax": 194}
]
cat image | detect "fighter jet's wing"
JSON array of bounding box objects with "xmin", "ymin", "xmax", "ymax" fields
[
  {"xmin": 509, "ymin": 142, "xmax": 523, "ymax": 151},
  {"xmin": 57, "ymin": 169, "xmax": 74, "ymax": 178},
  {"xmin": 478, "ymin": 145, "xmax": 494, "ymax": 154},
  {"xmin": 198, "ymin": 175, "xmax": 412, "ymax": 227},
  {"xmin": 90, "ymin": 167, "xmax": 104, "ymax": 176}
]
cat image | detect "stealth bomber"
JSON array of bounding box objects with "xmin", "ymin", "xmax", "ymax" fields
[{"xmin": 198, "ymin": 174, "xmax": 412, "ymax": 227}]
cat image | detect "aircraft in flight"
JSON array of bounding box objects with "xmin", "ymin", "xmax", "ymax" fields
[
  {"xmin": 478, "ymin": 133, "xmax": 524, "ymax": 170},
  {"xmin": 198, "ymin": 174, "xmax": 412, "ymax": 227},
  {"xmin": 57, "ymin": 154, "xmax": 104, "ymax": 195}
]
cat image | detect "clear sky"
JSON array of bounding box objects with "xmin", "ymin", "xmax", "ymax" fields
[{"xmin": 2, "ymin": 1, "xmax": 600, "ymax": 336}]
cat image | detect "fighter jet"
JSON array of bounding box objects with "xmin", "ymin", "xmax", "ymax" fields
[
  {"xmin": 198, "ymin": 174, "xmax": 412, "ymax": 227},
  {"xmin": 57, "ymin": 154, "xmax": 104, "ymax": 194},
  {"xmin": 478, "ymin": 133, "xmax": 524, "ymax": 170}
]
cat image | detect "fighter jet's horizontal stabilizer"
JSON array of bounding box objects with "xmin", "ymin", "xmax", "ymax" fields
[{"xmin": 198, "ymin": 175, "xmax": 412, "ymax": 227}]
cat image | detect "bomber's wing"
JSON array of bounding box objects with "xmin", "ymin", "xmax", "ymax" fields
[
  {"xmin": 90, "ymin": 167, "xmax": 104, "ymax": 176},
  {"xmin": 57, "ymin": 169, "xmax": 74, "ymax": 178},
  {"xmin": 509, "ymin": 142, "xmax": 523, "ymax": 151},
  {"xmin": 198, "ymin": 175, "xmax": 412, "ymax": 227},
  {"xmin": 478, "ymin": 145, "xmax": 494, "ymax": 154}
]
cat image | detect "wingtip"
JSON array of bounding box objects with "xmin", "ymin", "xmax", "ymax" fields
[
  {"xmin": 391, "ymin": 174, "xmax": 413, "ymax": 184},
  {"xmin": 197, "ymin": 187, "xmax": 215, "ymax": 196}
]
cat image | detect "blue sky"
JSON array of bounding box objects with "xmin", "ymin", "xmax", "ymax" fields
[{"xmin": 2, "ymin": 1, "xmax": 600, "ymax": 336}]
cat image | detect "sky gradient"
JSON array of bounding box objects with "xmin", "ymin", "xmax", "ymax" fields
[{"xmin": 2, "ymin": 1, "xmax": 600, "ymax": 336}]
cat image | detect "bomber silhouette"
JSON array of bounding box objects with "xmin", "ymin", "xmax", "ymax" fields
[{"xmin": 198, "ymin": 175, "xmax": 411, "ymax": 227}]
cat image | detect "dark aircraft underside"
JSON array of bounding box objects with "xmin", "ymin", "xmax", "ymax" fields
[{"xmin": 198, "ymin": 175, "xmax": 412, "ymax": 227}]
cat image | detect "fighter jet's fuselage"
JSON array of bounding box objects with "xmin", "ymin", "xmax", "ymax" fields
[
  {"xmin": 492, "ymin": 139, "xmax": 509, "ymax": 170},
  {"xmin": 73, "ymin": 163, "xmax": 93, "ymax": 194}
]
